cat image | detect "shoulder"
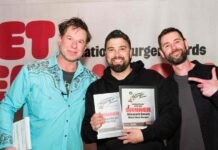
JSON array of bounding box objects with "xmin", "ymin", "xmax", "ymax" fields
[
  {"xmin": 190, "ymin": 60, "xmax": 217, "ymax": 78},
  {"xmin": 86, "ymin": 78, "xmax": 105, "ymax": 93},
  {"xmin": 88, "ymin": 77, "xmax": 104, "ymax": 88},
  {"xmin": 140, "ymin": 68, "xmax": 164, "ymax": 80},
  {"xmin": 26, "ymin": 59, "xmax": 50, "ymax": 72},
  {"xmin": 192, "ymin": 60, "xmax": 215, "ymax": 70},
  {"xmin": 81, "ymin": 67, "xmax": 99, "ymax": 81}
]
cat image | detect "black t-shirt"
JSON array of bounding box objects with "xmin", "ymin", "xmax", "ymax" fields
[{"xmin": 62, "ymin": 70, "xmax": 74, "ymax": 96}]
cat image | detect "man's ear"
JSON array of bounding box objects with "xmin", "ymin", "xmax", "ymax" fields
[
  {"xmin": 159, "ymin": 48, "xmax": 165, "ymax": 58},
  {"xmin": 84, "ymin": 43, "xmax": 88, "ymax": 50},
  {"xmin": 184, "ymin": 39, "xmax": 189, "ymax": 49},
  {"xmin": 57, "ymin": 35, "xmax": 61, "ymax": 46},
  {"xmin": 130, "ymin": 48, "xmax": 133, "ymax": 59}
]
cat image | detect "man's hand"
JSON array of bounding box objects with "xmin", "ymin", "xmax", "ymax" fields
[
  {"xmin": 118, "ymin": 128, "xmax": 144, "ymax": 144},
  {"xmin": 90, "ymin": 113, "xmax": 105, "ymax": 131},
  {"xmin": 188, "ymin": 67, "xmax": 218, "ymax": 97}
]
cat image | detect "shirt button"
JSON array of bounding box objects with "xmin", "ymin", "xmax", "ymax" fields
[
  {"xmin": 68, "ymin": 105, "xmax": 71, "ymax": 107},
  {"xmin": 66, "ymin": 120, "xmax": 68, "ymax": 122},
  {"xmin": 65, "ymin": 135, "xmax": 67, "ymax": 137}
]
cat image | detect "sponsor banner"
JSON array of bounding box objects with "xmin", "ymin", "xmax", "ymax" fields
[{"xmin": 0, "ymin": 0, "xmax": 217, "ymax": 100}]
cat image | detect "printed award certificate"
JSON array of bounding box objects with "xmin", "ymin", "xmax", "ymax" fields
[
  {"xmin": 94, "ymin": 92, "xmax": 124, "ymax": 139},
  {"xmin": 13, "ymin": 117, "xmax": 32, "ymax": 150},
  {"xmin": 119, "ymin": 86, "xmax": 157, "ymax": 129}
]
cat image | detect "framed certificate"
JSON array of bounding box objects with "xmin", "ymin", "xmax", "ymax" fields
[{"xmin": 119, "ymin": 85, "xmax": 157, "ymax": 129}]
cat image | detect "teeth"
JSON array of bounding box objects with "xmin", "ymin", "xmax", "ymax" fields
[{"xmin": 114, "ymin": 59, "xmax": 122, "ymax": 63}]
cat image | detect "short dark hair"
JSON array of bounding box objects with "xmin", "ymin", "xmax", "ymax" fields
[
  {"xmin": 104, "ymin": 30, "xmax": 131, "ymax": 49},
  {"xmin": 158, "ymin": 27, "xmax": 185, "ymax": 49},
  {"xmin": 58, "ymin": 17, "xmax": 92, "ymax": 43}
]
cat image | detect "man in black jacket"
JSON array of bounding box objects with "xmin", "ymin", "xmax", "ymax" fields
[
  {"xmin": 158, "ymin": 27, "xmax": 218, "ymax": 150},
  {"xmin": 81, "ymin": 29, "xmax": 181, "ymax": 150}
]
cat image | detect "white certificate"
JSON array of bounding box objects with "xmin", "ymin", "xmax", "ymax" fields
[
  {"xmin": 119, "ymin": 86, "xmax": 157, "ymax": 129},
  {"xmin": 94, "ymin": 92, "xmax": 124, "ymax": 139},
  {"xmin": 13, "ymin": 117, "xmax": 32, "ymax": 150}
]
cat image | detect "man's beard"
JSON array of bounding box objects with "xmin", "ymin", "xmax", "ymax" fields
[
  {"xmin": 165, "ymin": 49, "xmax": 188, "ymax": 65},
  {"xmin": 108, "ymin": 57, "xmax": 130, "ymax": 73}
]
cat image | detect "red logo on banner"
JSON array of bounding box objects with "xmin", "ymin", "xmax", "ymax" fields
[
  {"xmin": 92, "ymin": 64, "xmax": 105, "ymax": 77},
  {"xmin": 150, "ymin": 63, "xmax": 173, "ymax": 78}
]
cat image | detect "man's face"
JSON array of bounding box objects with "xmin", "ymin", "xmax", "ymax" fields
[
  {"xmin": 160, "ymin": 31, "xmax": 188, "ymax": 65},
  {"xmin": 58, "ymin": 26, "xmax": 87, "ymax": 63},
  {"xmin": 105, "ymin": 38, "xmax": 132, "ymax": 72}
]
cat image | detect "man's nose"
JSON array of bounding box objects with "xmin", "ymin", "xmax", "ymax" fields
[{"xmin": 71, "ymin": 40, "xmax": 77, "ymax": 48}]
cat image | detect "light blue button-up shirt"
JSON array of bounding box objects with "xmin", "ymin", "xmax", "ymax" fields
[{"xmin": 0, "ymin": 53, "xmax": 98, "ymax": 150}]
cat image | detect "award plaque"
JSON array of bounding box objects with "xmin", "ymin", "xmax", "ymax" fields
[{"xmin": 119, "ymin": 85, "xmax": 157, "ymax": 129}]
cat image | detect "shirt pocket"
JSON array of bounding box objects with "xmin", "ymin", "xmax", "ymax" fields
[{"xmin": 27, "ymin": 84, "xmax": 65, "ymax": 120}]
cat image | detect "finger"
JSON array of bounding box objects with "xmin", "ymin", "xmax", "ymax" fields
[
  {"xmin": 118, "ymin": 135, "xmax": 128, "ymax": 140},
  {"xmin": 200, "ymin": 88, "xmax": 204, "ymax": 93},
  {"xmin": 123, "ymin": 140, "xmax": 129, "ymax": 144},
  {"xmin": 211, "ymin": 67, "xmax": 218, "ymax": 80},
  {"xmin": 95, "ymin": 124, "xmax": 102, "ymax": 130},
  {"xmin": 122, "ymin": 128, "xmax": 131, "ymax": 133},
  {"xmin": 188, "ymin": 77, "xmax": 205, "ymax": 84},
  {"xmin": 92, "ymin": 123, "xmax": 102, "ymax": 131},
  {"xmin": 90, "ymin": 113, "xmax": 98, "ymax": 121},
  {"xmin": 91, "ymin": 114, "xmax": 104, "ymax": 123},
  {"xmin": 90, "ymin": 119, "xmax": 102, "ymax": 129},
  {"xmin": 96, "ymin": 124, "xmax": 101, "ymax": 128},
  {"xmin": 197, "ymin": 84, "xmax": 203, "ymax": 88},
  {"xmin": 94, "ymin": 113, "xmax": 103, "ymax": 119}
]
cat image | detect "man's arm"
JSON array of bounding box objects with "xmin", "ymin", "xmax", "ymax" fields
[
  {"xmin": 141, "ymin": 79, "xmax": 181, "ymax": 141},
  {"xmin": 81, "ymin": 86, "xmax": 98, "ymax": 143},
  {"xmin": 0, "ymin": 66, "xmax": 29, "ymax": 149}
]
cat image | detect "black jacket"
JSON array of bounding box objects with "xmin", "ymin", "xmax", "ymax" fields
[
  {"xmin": 165, "ymin": 60, "xmax": 218, "ymax": 150},
  {"xmin": 82, "ymin": 61, "xmax": 181, "ymax": 150}
]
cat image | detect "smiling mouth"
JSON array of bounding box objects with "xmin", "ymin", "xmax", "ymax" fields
[
  {"xmin": 171, "ymin": 50, "xmax": 182, "ymax": 57},
  {"xmin": 68, "ymin": 50, "xmax": 77, "ymax": 55},
  {"xmin": 114, "ymin": 59, "xmax": 122, "ymax": 62},
  {"xmin": 112, "ymin": 58, "xmax": 124, "ymax": 64}
]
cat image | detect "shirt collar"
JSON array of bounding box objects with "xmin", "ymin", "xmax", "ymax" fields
[{"xmin": 49, "ymin": 51, "xmax": 85, "ymax": 78}]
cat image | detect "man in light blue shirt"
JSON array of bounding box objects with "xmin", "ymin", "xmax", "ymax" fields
[{"xmin": 0, "ymin": 17, "xmax": 98, "ymax": 150}]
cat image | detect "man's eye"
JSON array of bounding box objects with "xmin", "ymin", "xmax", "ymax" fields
[
  {"xmin": 175, "ymin": 40, "xmax": 180, "ymax": 44},
  {"xmin": 164, "ymin": 45, "xmax": 169, "ymax": 48},
  {"xmin": 107, "ymin": 48, "xmax": 114, "ymax": 51},
  {"xmin": 78, "ymin": 40, "xmax": 85, "ymax": 44}
]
